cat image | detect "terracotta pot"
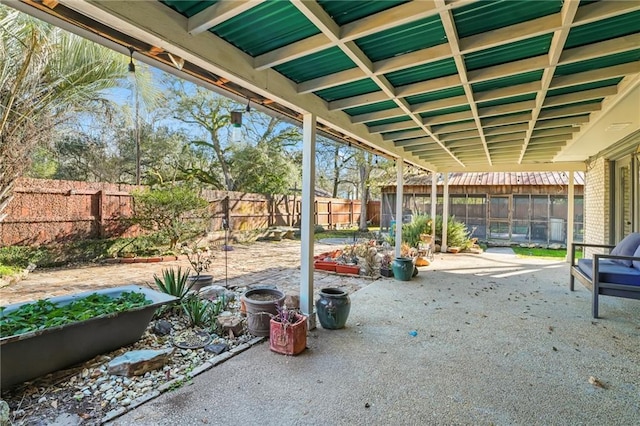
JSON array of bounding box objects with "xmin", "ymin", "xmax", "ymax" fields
[{"xmin": 269, "ymin": 314, "xmax": 307, "ymax": 355}]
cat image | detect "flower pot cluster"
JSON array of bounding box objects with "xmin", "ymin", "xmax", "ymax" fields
[{"xmin": 313, "ymin": 249, "xmax": 361, "ymax": 276}]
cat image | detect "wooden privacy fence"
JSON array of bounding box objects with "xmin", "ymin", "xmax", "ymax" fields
[{"xmin": 0, "ymin": 178, "xmax": 378, "ymax": 246}]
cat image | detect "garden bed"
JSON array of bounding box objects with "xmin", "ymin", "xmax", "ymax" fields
[{"xmin": 0, "ymin": 285, "xmax": 177, "ymax": 389}]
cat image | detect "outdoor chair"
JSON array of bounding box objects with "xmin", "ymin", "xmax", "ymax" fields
[{"xmin": 569, "ymin": 233, "xmax": 640, "ymax": 318}]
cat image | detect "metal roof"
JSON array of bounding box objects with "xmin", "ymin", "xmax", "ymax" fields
[
  {"xmin": 394, "ymin": 171, "xmax": 585, "ymax": 187},
  {"xmin": 9, "ymin": 0, "xmax": 640, "ymax": 173}
]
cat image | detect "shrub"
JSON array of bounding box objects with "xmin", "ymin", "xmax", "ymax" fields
[{"xmin": 132, "ymin": 185, "xmax": 209, "ymax": 250}]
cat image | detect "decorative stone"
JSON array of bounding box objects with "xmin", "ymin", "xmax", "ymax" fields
[
  {"xmin": 198, "ymin": 285, "xmax": 227, "ymax": 299},
  {"xmin": 152, "ymin": 320, "xmax": 173, "ymax": 336},
  {"xmin": 107, "ymin": 349, "xmax": 173, "ymax": 377},
  {"xmin": 0, "ymin": 400, "xmax": 9, "ymax": 425},
  {"xmin": 216, "ymin": 315, "xmax": 244, "ymax": 336},
  {"xmin": 204, "ymin": 343, "xmax": 228, "ymax": 355}
]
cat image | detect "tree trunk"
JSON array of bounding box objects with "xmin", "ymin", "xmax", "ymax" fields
[
  {"xmin": 358, "ymin": 161, "xmax": 370, "ymax": 231},
  {"xmin": 331, "ymin": 145, "xmax": 340, "ymax": 198}
]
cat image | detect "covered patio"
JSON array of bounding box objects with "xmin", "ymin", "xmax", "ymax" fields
[
  {"xmin": 8, "ymin": 0, "xmax": 638, "ymax": 326},
  {"xmin": 106, "ymin": 251, "xmax": 640, "ymax": 425},
  {"xmin": 3, "ymin": 1, "xmax": 639, "ymax": 423}
]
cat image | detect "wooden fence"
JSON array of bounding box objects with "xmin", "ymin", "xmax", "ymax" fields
[{"xmin": 0, "ymin": 178, "xmax": 378, "ymax": 246}]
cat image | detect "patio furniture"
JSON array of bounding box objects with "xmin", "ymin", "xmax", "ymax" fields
[{"xmin": 569, "ymin": 233, "xmax": 640, "ymax": 318}]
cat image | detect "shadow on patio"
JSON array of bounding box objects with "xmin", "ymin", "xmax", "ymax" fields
[{"xmin": 108, "ymin": 253, "xmax": 639, "ymax": 425}]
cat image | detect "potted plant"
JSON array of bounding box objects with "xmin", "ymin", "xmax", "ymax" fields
[
  {"xmin": 380, "ymin": 252, "xmax": 393, "ymax": 277},
  {"xmin": 269, "ymin": 306, "xmax": 307, "ymax": 355}
]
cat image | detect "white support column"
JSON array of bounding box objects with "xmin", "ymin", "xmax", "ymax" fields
[
  {"xmin": 431, "ymin": 172, "xmax": 437, "ymax": 241},
  {"xmin": 566, "ymin": 171, "xmax": 575, "ymax": 263},
  {"xmin": 395, "ymin": 161, "xmax": 404, "ymax": 258},
  {"xmin": 300, "ymin": 113, "xmax": 316, "ymax": 329},
  {"xmin": 441, "ymin": 172, "xmax": 449, "ymax": 252}
]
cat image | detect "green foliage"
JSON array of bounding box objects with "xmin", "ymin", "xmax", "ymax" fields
[
  {"xmin": 0, "ymin": 246, "xmax": 40, "ymax": 269},
  {"xmin": 511, "ymin": 246, "xmax": 580, "ymax": 259},
  {"xmin": 229, "ymin": 143, "xmax": 298, "ymax": 194},
  {"xmin": 0, "ymin": 292, "xmax": 151, "ymax": 337},
  {"xmin": 401, "ymin": 215, "xmax": 431, "ymax": 248},
  {"xmin": 392, "ymin": 215, "xmax": 471, "ymax": 248},
  {"xmin": 153, "ymin": 267, "xmax": 193, "ymax": 300},
  {"xmin": 181, "ymin": 295, "xmax": 211, "ymax": 327},
  {"xmin": 445, "ymin": 216, "xmax": 470, "ymax": 248},
  {"xmin": 0, "ymin": 264, "xmax": 22, "ymax": 278},
  {"xmin": 132, "ymin": 185, "xmax": 209, "ymax": 249}
]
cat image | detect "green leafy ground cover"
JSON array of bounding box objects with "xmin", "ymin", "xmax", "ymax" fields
[{"xmin": 0, "ymin": 292, "xmax": 151, "ymax": 338}]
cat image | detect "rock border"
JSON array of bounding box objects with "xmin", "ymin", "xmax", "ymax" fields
[{"xmin": 101, "ymin": 336, "xmax": 264, "ymax": 423}]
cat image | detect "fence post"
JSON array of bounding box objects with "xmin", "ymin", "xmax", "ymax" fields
[{"xmin": 98, "ymin": 190, "xmax": 106, "ymax": 238}]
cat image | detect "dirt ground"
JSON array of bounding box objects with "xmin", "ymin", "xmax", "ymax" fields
[{"xmin": 1, "ymin": 239, "xmax": 371, "ymax": 306}]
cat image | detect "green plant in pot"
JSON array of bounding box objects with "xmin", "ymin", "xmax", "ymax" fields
[{"xmin": 269, "ymin": 305, "xmax": 307, "ymax": 355}]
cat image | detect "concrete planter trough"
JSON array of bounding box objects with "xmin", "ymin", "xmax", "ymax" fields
[{"xmin": 0, "ymin": 285, "xmax": 177, "ymax": 389}]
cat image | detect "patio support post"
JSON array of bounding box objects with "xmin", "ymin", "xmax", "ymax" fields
[
  {"xmin": 431, "ymin": 173, "xmax": 437, "ymax": 241},
  {"xmin": 395, "ymin": 161, "xmax": 404, "ymax": 258},
  {"xmin": 300, "ymin": 113, "xmax": 316, "ymax": 329},
  {"xmin": 566, "ymin": 171, "xmax": 575, "ymax": 263},
  {"xmin": 441, "ymin": 172, "xmax": 449, "ymax": 252}
]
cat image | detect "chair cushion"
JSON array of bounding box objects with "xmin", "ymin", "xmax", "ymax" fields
[
  {"xmin": 610, "ymin": 233, "xmax": 640, "ymax": 267},
  {"xmin": 577, "ymin": 259, "xmax": 640, "ymax": 286},
  {"xmin": 633, "ymin": 245, "xmax": 640, "ymax": 271}
]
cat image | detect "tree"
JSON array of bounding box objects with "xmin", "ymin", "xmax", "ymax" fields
[
  {"xmin": 315, "ymin": 137, "xmax": 355, "ymax": 198},
  {"xmin": 162, "ymin": 78, "xmax": 302, "ymax": 193},
  {"xmin": 0, "ymin": 6, "xmax": 130, "ymax": 220}
]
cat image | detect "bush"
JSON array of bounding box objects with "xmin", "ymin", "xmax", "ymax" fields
[
  {"xmin": 393, "ymin": 215, "xmax": 470, "ymax": 248},
  {"xmin": 132, "ymin": 185, "xmax": 209, "ymax": 250}
]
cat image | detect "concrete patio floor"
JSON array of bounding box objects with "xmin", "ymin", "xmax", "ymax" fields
[{"xmin": 107, "ymin": 252, "xmax": 640, "ymax": 425}]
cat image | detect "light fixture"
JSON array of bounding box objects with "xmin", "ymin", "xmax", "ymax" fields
[
  {"xmin": 605, "ymin": 122, "xmax": 631, "ymax": 132},
  {"xmin": 230, "ymin": 111, "xmax": 243, "ymax": 142},
  {"xmin": 128, "ymin": 47, "xmax": 135, "ymax": 74},
  {"xmin": 246, "ymin": 99, "xmax": 251, "ymax": 113}
]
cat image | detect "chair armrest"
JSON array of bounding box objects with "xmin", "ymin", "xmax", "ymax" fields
[
  {"xmin": 593, "ymin": 253, "xmax": 640, "ymax": 263},
  {"xmin": 570, "ymin": 242, "xmax": 616, "ymax": 265}
]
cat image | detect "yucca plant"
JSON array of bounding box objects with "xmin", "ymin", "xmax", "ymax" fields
[{"xmin": 153, "ymin": 267, "xmax": 193, "ymax": 300}]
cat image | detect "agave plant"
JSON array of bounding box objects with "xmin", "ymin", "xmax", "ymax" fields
[{"xmin": 153, "ymin": 267, "xmax": 193, "ymax": 300}]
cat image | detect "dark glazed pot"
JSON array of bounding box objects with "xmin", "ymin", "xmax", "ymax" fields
[
  {"xmin": 392, "ymin": 257, "xmax": 414, "ymax": 281},
  {"xmin": 315, "ymin": 288, "xmax": 350, "ymax": 329}
]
